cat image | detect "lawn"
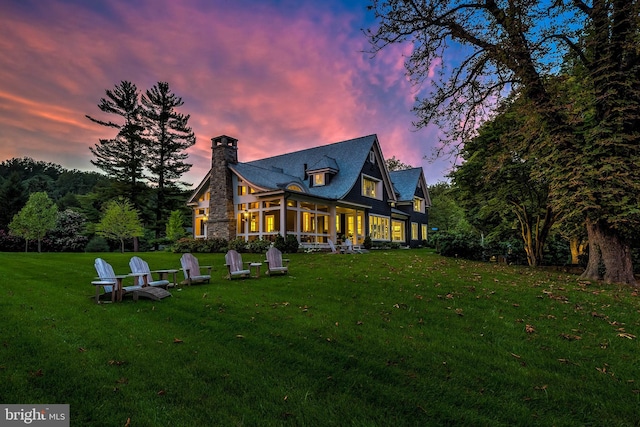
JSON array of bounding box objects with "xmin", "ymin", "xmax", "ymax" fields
[{"xmin": 1, "ymin": 250, "xmax": 639, "ymax": 426}]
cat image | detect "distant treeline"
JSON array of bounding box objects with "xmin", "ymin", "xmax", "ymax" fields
[{"xmin": 0, "ymin": 157, "xmax": 192, "ymax": 251}]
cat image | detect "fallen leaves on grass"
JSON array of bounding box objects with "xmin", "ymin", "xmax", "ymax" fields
[
  {"xmin": 108, "ymin": 360, "xmax": 126, "ymax": 366},
  {"xmin": 173, "ymin": 338, "xmax": 184, "ymax": 344},
  {"xmin": 525, "ymin": 324, "xmax": 536, "ymax": 334},
  {"xmin": 617, "ymin": 332, "xmax": 636, "ymax": 339},
  {"xmin": 560, "ymin": 333, "xmax": 582, "ymax": 341}
]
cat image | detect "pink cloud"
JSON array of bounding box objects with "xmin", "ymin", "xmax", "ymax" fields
[{"xmin": 0, "ymin": 0, "xmax": 452, "ymax": 186}]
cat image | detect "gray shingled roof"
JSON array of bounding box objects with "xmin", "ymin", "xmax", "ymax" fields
[
  {"xmin": 389, "ymin": 168, "xmax": 423, "ymax": 202},
  {"xmin": 235, "ymin": 135, "xmax": 378, "ymax": 200}
]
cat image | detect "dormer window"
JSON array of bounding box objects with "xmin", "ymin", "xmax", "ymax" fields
[
  {"xmin": 362, "ymin": 175, "xmax": 382, "ymax": 200},
  {"xmin": 314, "ymin": 173, "xmax": 325, "ymax": 186},
  {"xmin": 413, "ymin": 197, "xmax": 424, "ymax": 213}
]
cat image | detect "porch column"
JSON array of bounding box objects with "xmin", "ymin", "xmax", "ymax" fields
[{"xmin": 280, "ymin": 197, "xmax": 287, "ymax": 236}]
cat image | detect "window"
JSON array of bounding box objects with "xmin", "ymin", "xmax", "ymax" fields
[
  {"xmin": 369, "ymin": 215, "xmax": 390, "ymax": 240},
  {"xmin": 314, "ymin": 173, "xmax": 325, "ymax": 186},
  {"xmin": 421, "ymin": 224, "xmax": 428, "ymax": 241},
  {"xmin": 362, "ymin": 176, "xmax": 381, "ymax": 199},
  {"xmin": 392, "ymin": 220, "xmax": 405, "ymax": 242},
  {"xmin": 369, "ymin": 150, "xmax": 376, "ymax": 163},
  {"xmin": 413, "ymin": 197, "xmax": 423, "ymax": 213},
  {"xmin": 237, "ymin": 185, "xmax": 247, "ymax": 196},
  {"xmin": 287, "ymin": 184, "xmax": 303, "ymax": 192},
  {"xmin": 412, "ymin": 222, "xmax": 419, "ymax": 240},
  {"xmin": 265, "ymin": 215, "xmax": 276, "ymax": 232}
]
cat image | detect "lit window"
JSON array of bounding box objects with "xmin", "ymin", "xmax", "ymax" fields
[
  {"xmin": 362, "ymin": 176, "xmax": 379, "ymax": 199},
  {"xmin": 421, "ymin": 224, "xmax": 428, "ymax": 241},
  {"xmin": 412, "ymin": 223, "xmax": 418, "ymax": 240},
  {"xmin": 392, "ymin": 220, "xmax": 405, "ymax": 242},
  {"xmin": 314, "ymin": 173, "xmax": 325, "ymax": 186},
  {"xmin": 237, "ymin": 185, "xmax": 246, "ymax": 196},
  {"xmin": 413, "ymin": 198, "xmax": 423, "ymax": 212},
  {"xmin": 369, "ymin": 215, "xmax": 390, "ymax": 240},
  {"xmin": 265, "ymin": 215, "xmax": 275, "ymax": 232},
  {"xmin": 287, "ymin": 184, "xmax": 303, "ymax": 192}
]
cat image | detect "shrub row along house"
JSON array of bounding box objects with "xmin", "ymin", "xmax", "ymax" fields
[{"xmin": 187, "ymin": 134, "xmax": 431, "ymax": 248}]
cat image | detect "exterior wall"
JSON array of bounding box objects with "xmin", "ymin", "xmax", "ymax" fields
[{"xmin": 207, "ymin": 136, "xmax": 238, "ymax": 240}]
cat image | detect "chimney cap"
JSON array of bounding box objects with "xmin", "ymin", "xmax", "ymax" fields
[{"xmin": 212, "ymin": 135, "xmax": 238, "ymax": 147}]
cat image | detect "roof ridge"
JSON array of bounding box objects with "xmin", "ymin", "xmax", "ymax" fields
[{"xmin": 245, "ymin": 134, "xmax": 377, "ymax": 165}]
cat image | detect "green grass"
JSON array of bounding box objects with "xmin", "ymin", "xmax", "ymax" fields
[{"xmin": 1, "ymin": 250, "xmax": 639, "ymax": 426}]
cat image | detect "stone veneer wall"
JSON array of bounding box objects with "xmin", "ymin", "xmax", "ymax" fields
[{"xmin": 207, "ymin": 135, "xmax": 238, "ymax": 240}]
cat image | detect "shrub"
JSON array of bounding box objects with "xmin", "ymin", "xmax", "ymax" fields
[
  {"xmin": 172, "ymin": 237, "xmax": 229, "ymax": 253},
  {"xmin": 273, "ymin": 234, "xmax": 286, "ymax": 252},
  {"xmin": 284, "ymin": 234, "xmax": 300, "ymax": 253},
  {"xmin": 0, "ymin": 229, "xmax": 25, "ymax": 251},
  {"xmin": 363, "ymin": 236, "xmax": 372, "ymax": 250},
  {"xmin": 85, "ymin": 236, "xmax": 110, "ymax": 252},
  {"xmin": 248, "ymin": 238, "xmax": 271, "ymax": 253},
  {"xmin": 435, "ymin": 232, "xmax": 484, "ymax": 260},
  {"xmin": 228, "ymin": 238, "xmax": 248, "ymax": 253}
]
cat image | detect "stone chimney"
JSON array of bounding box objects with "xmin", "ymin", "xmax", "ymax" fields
[{"xmin": 207, "ymin": 135, "xmax": 238, "ymax": 240}]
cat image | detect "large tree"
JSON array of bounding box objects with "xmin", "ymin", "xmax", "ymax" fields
[
  {"xmin": 141, "ymin": 82, "xmax": 195, "ymax": 241},
  {"xmin": 9, "ymin": 192, "xmax": 58, "ymax": 252},
  {"xmin": 87, "ymin": 81, "xmax": 148, "ymax": 212},
  {"xmin": 368, "ymin": 0, "xmax": 640, "ymax": 284},
  {"xmin": 452, "ymin": 99, "xmax": 557, "ymax": 267}
]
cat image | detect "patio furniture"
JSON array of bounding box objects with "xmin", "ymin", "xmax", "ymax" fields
[
  {"xmin": 264, "ymin": 247, "xmax": 289, "ymax": 275},
  {"xmin": 225, "ymin": 250, "xmax": 251, "ymax": 279},
  {"xmin": 129, "ymin": 256, "xmax": 172, "ymax": 288},
  {"xmin": 180, "ymin": 253, "xmax": 212, "ymax": 285},
  {"xmin": 93, "ymin": 258, "xmax": 142, "ymax": 303}
]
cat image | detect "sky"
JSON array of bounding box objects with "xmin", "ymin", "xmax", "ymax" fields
[{"xmin": 0, "ymin": 0, "xmax": 453, "ymax": 189}]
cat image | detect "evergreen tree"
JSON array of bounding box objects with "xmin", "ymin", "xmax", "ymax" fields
[
  {"xmin": 141, "ymin": 82, "xmax": 196, "ymax": 241},
  {"xmin": 86, "ymin": 81, "xmax": 148, "ymax": 212},
  {"xmin": 0, "ymin": 172, "xmax": 27, "ymax": 230}
]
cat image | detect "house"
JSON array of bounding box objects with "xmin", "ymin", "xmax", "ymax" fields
[{"xmin": 187, "ymin": 134, "xmax": 431, "ymax": 248}]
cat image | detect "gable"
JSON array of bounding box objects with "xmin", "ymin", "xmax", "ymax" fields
[{"xmin": 241, "ymin": 134, "xmax": 397, "ymax": 201}]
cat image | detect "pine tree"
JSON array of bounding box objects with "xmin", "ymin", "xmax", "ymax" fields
[
  {"xmin": 141, "ymin": 82, "xmax": 196, "ymax": 241},
  {"xmin": 86, "ymin": 81, "xmax": 148, "ymax": 212}
]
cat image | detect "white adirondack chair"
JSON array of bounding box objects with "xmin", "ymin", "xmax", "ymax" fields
[
  {"xmin": 225, "ymin": 250, "xmax": 251, "ymax": 279},
  {"xmin": 129, "ymin": 256, "xmax": 171, "ymax": 288},
  {"xmin": 327, "ymin": 239, "xmax": 341, "ymax": 254},
  {"xmin": 180, "ymin": 253, "xmax": 212, "ymax": 285},
  {"xmin": 93, "ymin": 258, "xmax": 142, "ymax": 303},
  {"xmin": 264, "ymin": 247, "xmax": 289, "ymax": 275}
]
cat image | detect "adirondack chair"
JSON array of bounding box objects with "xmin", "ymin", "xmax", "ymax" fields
[
  {"xmin": 93, "ymin": 258, "xmax": 142, "ymax": 303},
  {"xmin": 264, "ymin": 247, "xmax": 289, "ymax": 275},
  {"xmin": 343, "ymin": 238, "xmax": 356, "ymax": 254},
  {"xmin": 225, "ymin": 250, "xmax": 251, "ymax": 279},
  {"xmin": 129, "ymin": 256, "xmax": 171, "ymax": 289},
  {"xmin": 327, "ymin": 239, "xmax": 342, "ymax": 254},
  {"xmin": 180, "ymin": 253, "xmax": 212, "ymax": 285}
]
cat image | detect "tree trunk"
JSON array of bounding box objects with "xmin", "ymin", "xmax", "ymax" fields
[
  {"xmin": 569, "ymin": 237, "xmax": 586, "ymax": 265},
  {"xmin": 581, "ymin": 218, "xmax": 637, "ymax": 285}
]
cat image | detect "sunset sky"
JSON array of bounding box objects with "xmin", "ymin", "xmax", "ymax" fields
[{"xmin": 0, "ymin": 0, "xmax": 452, "ymax": 188}]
